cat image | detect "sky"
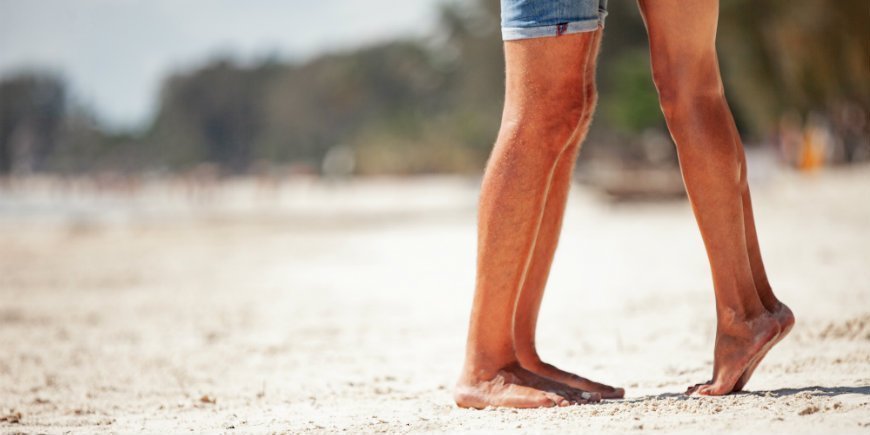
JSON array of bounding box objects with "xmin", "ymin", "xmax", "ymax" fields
[{"xmin": 0, "ymin": 0, "xmax": 444, "ymax": 129}]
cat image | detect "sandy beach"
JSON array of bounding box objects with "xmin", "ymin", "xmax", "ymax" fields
[{"xmin": 0, "ymin": 166, "xmax": 868, "ymax": 433}]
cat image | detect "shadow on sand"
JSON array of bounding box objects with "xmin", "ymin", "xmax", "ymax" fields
[
  {"xmin": 746, "ymin": 385, "xmax": 870, "ymax": 398},
  {"xmin": 628, "ymin": 385, "xmax": 870, "ymax": 402}
]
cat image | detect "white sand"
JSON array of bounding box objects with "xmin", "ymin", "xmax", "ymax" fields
[{"xmin": 0, "ymin": 167, "xmax": 868, "ymax": 433}]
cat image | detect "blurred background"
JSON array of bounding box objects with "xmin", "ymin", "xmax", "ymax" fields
[
  {"xmin": 0, "ymin": 1, "xmax": 869, "ymax": 432},
  {"xmin": 1, "ymin": 0, "xmax": 867, "ymax": 184}
]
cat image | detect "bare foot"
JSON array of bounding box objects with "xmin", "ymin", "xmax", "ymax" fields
[
  {"xmin": 455, "ymin": 362, "xmax": 602, "ymax": 409},
  {"xmin": 732, "ymin": 302, "xmax": 795, "ymax": 392},
  {"xmin": 521, "ymin": 360, "xmax": 625, "ymax": 399},
  {"xmin": 686, "ymin": 311, "xmax": 780, "ymax": 396}
]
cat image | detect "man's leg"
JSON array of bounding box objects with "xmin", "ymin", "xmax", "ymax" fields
[
  {"xmin": 455, "ymin": 31, "xmax": 602, "ymax": 409},
  {"xmin": 510, "ymin": 29, "xmax": 625, "ymax": 400},
  {"xmin": 637, "ymin": 0, "xmax": 789, "ymax": 396}
]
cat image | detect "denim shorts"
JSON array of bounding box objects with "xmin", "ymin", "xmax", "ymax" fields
[{"xmin": 501, "ymin": 0, "xmax": 607, "ymax": 41}]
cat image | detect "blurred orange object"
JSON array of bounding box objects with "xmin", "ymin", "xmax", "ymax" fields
[{"xmin": 798, "ymin": 124, "xmax": 827, "ymax": 172}]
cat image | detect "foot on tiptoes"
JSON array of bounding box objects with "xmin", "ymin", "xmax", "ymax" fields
[
  {"xmin": 685, "ymin": 381, "xmax": 710, "ymax": 395},
  {"xmin": 687, "ymin": 310, "xmax": 781, "ymax": 396},
  {"xmin": 522, "ymin": 360, "xmax": 625, "ymax": 399},
  {"xmin": 455, "ymin": 362, "xmax": 602, "ymax": 409},
  {"xmin": 732, "ymin": 302, "xmax": 795, "ymax": 392}
]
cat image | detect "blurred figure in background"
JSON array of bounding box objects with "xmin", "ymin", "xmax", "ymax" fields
[{"xmin": 457, "ymin": 0, "xmax": 795, "ymax": 409}]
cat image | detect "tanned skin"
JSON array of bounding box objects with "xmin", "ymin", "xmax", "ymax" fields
[{"xmin": 455, "ymin": 0, "xmax": 793, "ymax": 409}]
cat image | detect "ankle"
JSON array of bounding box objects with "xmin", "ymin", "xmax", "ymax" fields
[
  {"xmin": 758, "ymin": 289, "xmax": 782, "ymax": 312},
  {"xmin": 755, "ymin": 284, "xmax": 780, "ymax": 311},
  {"xmin": 716, "ymin": 305, "xmax": 766, "ymax": 326},
  {"xmin": 460, "ymin": 357, "xmax": 518, "ymax": 383},
  {"xmin": 515, "ymin": 349, "xmax": 543, "ymax": 368}
]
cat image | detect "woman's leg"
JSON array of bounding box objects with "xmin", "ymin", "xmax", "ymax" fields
[
  {"xmin": 456, "ymin": 31, "xmax": 603, "ymax": 409},
  {"xmin": 732, "ymin": 163, "xmax": 795, "ymax": 391},
  {"xmin": 637, "ymin": 0, "xmax": 786, "ymax": 396}
]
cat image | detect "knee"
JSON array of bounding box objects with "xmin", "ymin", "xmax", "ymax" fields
[
  {"xmin": 650, "ymin": 53, "xmax": 724, "ymax": 120},
  {"xmin": 498, "ymin": 88, "xmax": 595, "ymax": 161}
]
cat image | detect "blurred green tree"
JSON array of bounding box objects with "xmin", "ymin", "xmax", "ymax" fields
[
  {"xmin": 0, "ymin": 73, "xmax": 66, "ymax": 174},
  {"xmin": 1, "ymin": 0, "xmax": 866, "ymax": 175}
]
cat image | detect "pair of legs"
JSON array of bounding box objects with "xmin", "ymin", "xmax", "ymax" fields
[{"xmin": 455, "ymin": 0, "xmax": 793, "ymax": 409}]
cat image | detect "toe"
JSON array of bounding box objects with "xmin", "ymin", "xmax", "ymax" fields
[
  {"xmin": 547, "ymin": 384, "xmax": 580, "ymax": 403},
  {"xmin": 609, "ymin": 388, "xmax": 625, "ymax": 399},
  {"xmin": 697, "ymin": 383, "xmax": 728, "ymax": 396},
  {"xmin": 563, "ymin": 389, "xmax": 583, "ymax": 403},
  {"xmin": 552, "ymin": 390, "xmax": 577, "ymax": 405},
  {"xmin": 580, "ymin": 391, "xmax": 602, "ymax": 403},
  {"xmin": 569, "ymin": 389, "xmax": 600, "ymax": 404},
  {"xmin": 685, "ymin": 381, "xmax": 709, "ymax": 395},
  {"xmin": 545, "ymin": 392, "xmax": 568, "ymax": 407},
  {"xmin": 577, "ymin": 378, "xmax": 623, "ymax": 398}
]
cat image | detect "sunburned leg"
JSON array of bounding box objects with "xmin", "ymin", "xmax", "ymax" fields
[
  {"xmin": 511, "ymin": 29, "xmax": 625, "ymax": 400},
  {"xmin": 456, "ymin": 31, "xmax": 604, "ymax": 409},
  {"xmin": 638, "ymin": 0, "xmax": 789, "ymax": 396}
]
